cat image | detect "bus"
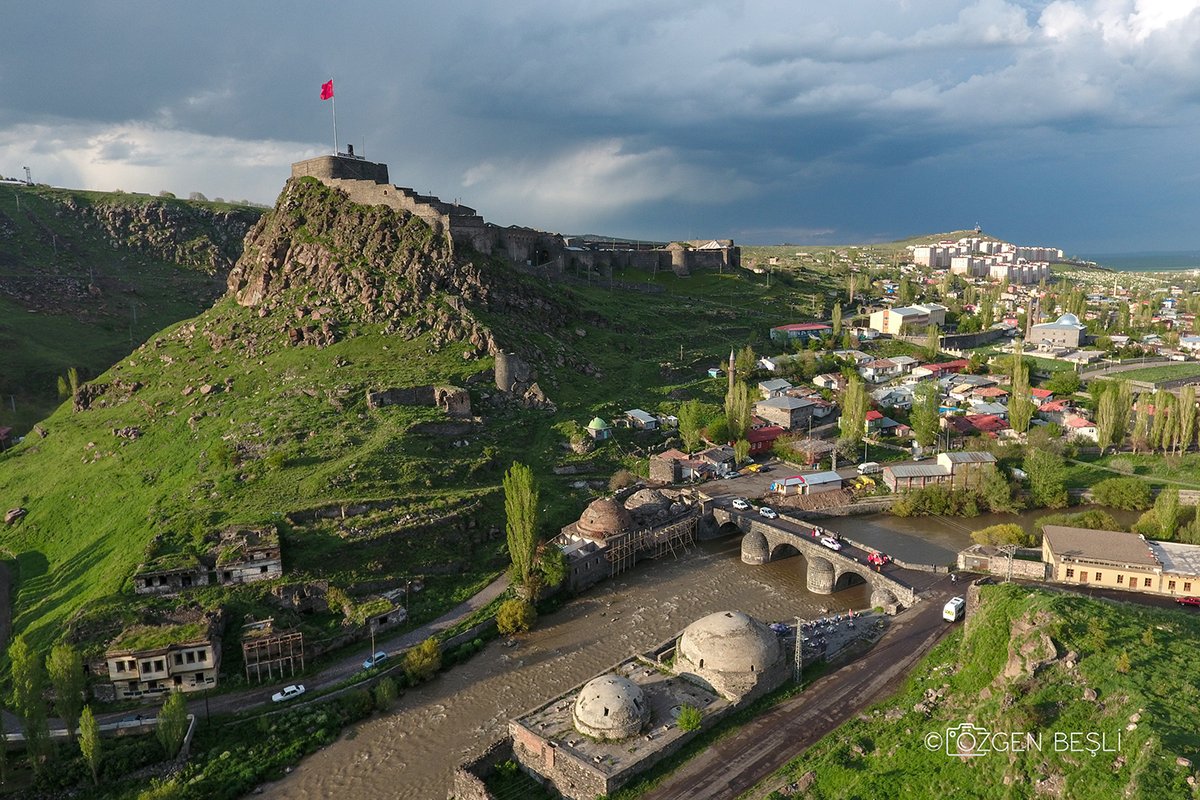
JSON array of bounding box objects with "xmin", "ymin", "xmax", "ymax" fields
[{"xmin": 943, "ymin": 597, "xmax": 966, "ymax": 622}]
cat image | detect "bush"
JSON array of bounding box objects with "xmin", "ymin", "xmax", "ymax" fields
[
  {"xmin": 403, "ymin": 638, "xmax": 441, "ymax": 684},
  {"xmin": 677, "ymin": 704, "xmax": 703, "ymax": 732},
  {"xmin": 496, "ymin": 598, "xmax": 537, "ymax": 635},
  {"xmin": 970, "ymin": 523, "xmax": 1032, "ymax": 547},
  {"xmin": 1090, "ymin": 477, "xmax": 1151, "ymax": 510},
  {"xmin": 373, "ymin": 677, "xmax": 397, "ymax": 711},
  {"xmin": 609, "ymin": 469, "xmax": 637, "ymax": 491}
]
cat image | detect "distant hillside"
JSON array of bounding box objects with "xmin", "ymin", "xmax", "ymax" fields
[
  {"xmin": 0, "ymin": 185, "xmax": 264, "ymax": 432},
  {"xmin": 0, "ymin": 172, "xmax": 841, "ymax": 667}
]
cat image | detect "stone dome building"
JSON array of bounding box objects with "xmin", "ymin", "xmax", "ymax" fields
[
  {"xmin": 576, "ymin": 497, "xmax": 634, "ymax": 541},
  {"xmin": 624, "ymin": 488, "xmax": 669, "ymax": 521},
  {"xmin": 572, "ymin": 674, "xmax": 650, "ymax": 740},
  {"xmin": 674, "ymin": 610, "xmax": 787, "ymax": 700}
]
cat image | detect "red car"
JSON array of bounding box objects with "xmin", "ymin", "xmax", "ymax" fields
[{"xmin": 1176, "ymin": 597, "xmax": 1200, "ymax": 608}]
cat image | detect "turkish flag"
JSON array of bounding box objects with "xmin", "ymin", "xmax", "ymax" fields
[{"xmin": 320, "ymin": 80, "xmax": 334, "ymax": 100}]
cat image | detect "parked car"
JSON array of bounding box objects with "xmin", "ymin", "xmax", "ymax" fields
[
  {"xmin": 745, "ymin": 463, "xmax": 764, "ymax": 473},
  {"xmin": 758, "ymin": 506, "xmax": 779, "ymax": 520},
  {"xmin": 857, "ymin": 461, "xmax": 882, "ymax": 475},
  {"xmin": 723, "ymin": 470, "xmax": 741, "ymax": 479},
  {"xmin": 1176, "ymin": 596, "xmax": 1200, "ymax": 608},
  {"xmin": 731, "ymin": 498, "xmax": 750, "ymax": 510},
  {"xmin": 363, "ymin": 650, "xmax": 389, "ymax": 670},
  {"xmin": 819, "ymin": 536, "xmax": 843, "ymax": 551},
  {"xmin": 271, "ymin": 684, "xmax": 306, "ymax": 703}
]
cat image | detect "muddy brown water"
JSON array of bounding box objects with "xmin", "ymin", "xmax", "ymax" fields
[{"xmin": 258, "ymin": 507, "xmax": 1132, "ymax": 798}]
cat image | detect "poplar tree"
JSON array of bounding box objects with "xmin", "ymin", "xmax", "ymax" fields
[
  {"xmin": 924, "ymin": 326, "xmax": 940, "ymax": 360},
  {"xmin": 839, "ymin": 377, "xmax": 868, "ymax": 449},
  {"xmin": 10, "ymin": 635, "xmax": 49, "ymax": 772},
  {"xmin": 910, "ymin": 381, "xmax": 940, "ymax": 448},
  {"xmin": 677, "ymin": 399, "xmax": 705, "ymax": 453},
  {"xmin": 503, "ymin": 462, "xmax": 540, "ymax": 588},
  {"xmin": 79, "ymin": 705, "xmax": 101, "ymax": 785},
  {"xmin": 156, "ymin": 691, "xmax": 189, "ymax": 759},
  {"xmin": 1150, "ymin": 390, "xmax": 1171, "ymax": 453},
  {"xmin": 1131, "ymin": 397, "xmax": 1151, "ymax": 454},
  {"xmin": 1097, "ymin": 389, "xmax": 1119, "ymax": 453},
  {"xmin": 47, "ymin": 642, "xmax": 85, "ymax": 743},
  {"xmin": 831, "ymin": 302, "xmax": 843, "ymax": 336},
  {"xmin": 1008, "ymin": 359, "xmax": 1035, "ymax": 434},
  {"xmin": 1178, "ymin": 386, "xmax": 1196, "ymax": 455},
  {"xmin": 724, "ymin": 381, "xmax": 752, "ymax": 440}
]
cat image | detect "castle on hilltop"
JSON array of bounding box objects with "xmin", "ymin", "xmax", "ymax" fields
[{"xmin": 291, "ymin": 149, "xmax": 738, "ymax": 276}]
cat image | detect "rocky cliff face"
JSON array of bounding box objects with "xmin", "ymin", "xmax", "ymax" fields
[{"xmin": 226, "ymin": 177, "xmax": 570, "ymax": 359}]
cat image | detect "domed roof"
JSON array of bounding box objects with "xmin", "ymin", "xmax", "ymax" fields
[
  {"xmin": 678, "ymin": 611, "xmax": 781, "ymax": 675},
  {"xmin": 576, "ymin": 497, "xmax": 634, "ymax": 540},
  {"xmin": 1055, "ymin": 312, "xmax": 1081, "ymax": 326},
  {"xmin": 624, "ymin": 488, "xmax": 668, "ymax": 514},
  {"xmin": 573, "ymin": 674, "xmax": 649, "ymax": 739},
  {"xmin": 586, "ymin": 416, "xmax": 611, "ymax": 431}
]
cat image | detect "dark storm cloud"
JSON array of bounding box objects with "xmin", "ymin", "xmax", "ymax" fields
[{"xmin": 2, "ymin": 1, "xmax": 1200, "ymax": 250}]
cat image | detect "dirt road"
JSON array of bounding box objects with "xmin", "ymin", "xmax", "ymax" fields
[{"xmin": 643, "ymin": 580, "xmax": 961, "ymax": 800}]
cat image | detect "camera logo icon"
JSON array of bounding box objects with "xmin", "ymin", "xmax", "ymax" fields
[{"xmin": 943, "ymin": 723, "xmax": 989, "ymax": 757}]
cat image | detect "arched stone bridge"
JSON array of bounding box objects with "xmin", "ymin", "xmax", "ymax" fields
[{"xmin": 711, "ymin": 507, "xmax": 918, "ymax": 610}]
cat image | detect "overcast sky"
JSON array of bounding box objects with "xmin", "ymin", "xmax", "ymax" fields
[{"xmin": 3, "ymin": 1, "xmax": 1199, "ymax": 252}]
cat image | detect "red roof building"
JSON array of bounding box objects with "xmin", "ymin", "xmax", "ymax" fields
[{"xmin": 746, "ymin": 424, "xmax": 785, "ymax": 455}]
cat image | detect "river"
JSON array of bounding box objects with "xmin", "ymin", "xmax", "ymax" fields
[{"xmin": 257, "ymin": 506, "xmax": 1128, "ymax": 798}]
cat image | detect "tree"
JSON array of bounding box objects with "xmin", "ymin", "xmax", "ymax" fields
[
  {"xmin": 1008, "ymin": 358, "xmax": 1035, "ymax": 434},
  {"xmin": 831, "ymin": 302, "xmax": 843, "ymax": 336},
  {"xmin": 1090, "ymin": 477, "xmax": 1152, "ymax": 510},
  {"xmin": 839, "ymin": 377, "xmax": 868, "ymax": 448},
  {"xmin": 503, "ymin": 462, "xmax": 540, "ymax": 588},
  {"xmin": 1024, "ymin": 449, "xmax": 1068, "ymax": 508},
  {"xmin": 735, "ymin": 345, "xmax": 757, "ymax": 380},
  {"xmin": 1178, "ymin": 385, "xmax": 1196, "ymax": 455},
  {"xmin": 1131, "ymin": 397, "xmax": 1151, "ymax": 454},
  {"xmin": 705, "ymin": 416, "xmax": 731, "ymax": 445},
  {"xmin": 924, "ymin": 326, "xmax": 940, "ymax": 361},
  {"xmin": 47, "ymin": 642, "xmax": 85, "ymax": 743},
  {"xmin": 403, "ymin": 638, "xmax": 442, "ymax": 683},
  {"xmin": 1115, "ymin": 650, "xmax": 1131, "ymax": 674},
  {"xmin": 496, "ymin": 598, "xmax": 537, "ymax": 634},
  {"xmin": 678, "ymin": 399, "xmax": 705, "ymax": 452},
  {"xmin": 910, "ymin": 381, "xmax": 940, "ymax": 449},
  {"xmin": 1096, "ymin": 388, "xmax": 1120, "ymax": 453},
  {"xmin": 971, "ymin": 523, "xmax": 1032, "ymax": 547},
  {"xmin": 724, "ymin": 381, "xmax": 752, "ymax": 440},
  {"xmin": 733, "ymin": 438, "xmax": 750, "ymax": 466},
  {"xmin": 1154, "ymin": 486, "xmax": 1182, "ymax": 539},
  {"xmin": 156, "ymin": 691, "xmax": 189, "ymax": 759},
  {"xmin": 10, "ymin": 635, "xmax": 49, "ymax": 772},
  {"xmin": 57, "ymin": 366, "xmax": 80, "ymax": 401},
  {"xmin": 1045, "ymin": 371, "xmax": 1081, "ymax": 396},
  {"xmin": 536, "ymin": 544, "xmax": 567, "ymax": 589},
  {"xmin": 1150, "ymin": 390, "xmax": 1172, "ymax": 452},
  {"xmin": 79, "ymin": 705, "xmax": 101, "ymax": 786},
  {"xmin": 187, "ymin": 191, "xmax": 208, "ymax": 201},
  {"xmin": 979, "ymin": 465, "xmax": 1022, "ymax": 514}
]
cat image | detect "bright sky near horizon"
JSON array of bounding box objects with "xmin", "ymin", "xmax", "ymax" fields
[{"xmin": 2, "ymin": 1, "xmax": 1199, "ymax": 252}]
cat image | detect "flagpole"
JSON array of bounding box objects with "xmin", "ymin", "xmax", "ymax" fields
[{"xmin": 331, "ymin": 79, "xmax": 338, "ymax": 155}]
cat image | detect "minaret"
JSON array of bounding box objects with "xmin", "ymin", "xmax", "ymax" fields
[{"xmin": 728, "ymin": 349, "xmax": 736, "ymax": 395}]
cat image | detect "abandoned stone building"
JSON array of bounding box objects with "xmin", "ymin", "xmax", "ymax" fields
[{"xmin": 507, "ymin": 610, "xmax": 787, "ymax": 799}]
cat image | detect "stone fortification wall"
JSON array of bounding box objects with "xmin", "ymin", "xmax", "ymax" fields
[
  {"xmin": 292, "ymin": 154, "xmax": 390, "ymax": 184},
  {"xmin": 448, "ymin": 739, "xmax": 511, "ymax": 799}
]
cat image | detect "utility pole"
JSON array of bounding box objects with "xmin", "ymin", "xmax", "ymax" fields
[{"xmin": 999, "ymin": 544, "xmax": 1018, "ymax": 583}]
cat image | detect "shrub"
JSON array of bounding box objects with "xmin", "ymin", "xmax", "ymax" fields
[
  {"xmin": 496, "ymin": 598, "xmax": 537, "ymax": 635},
  {"xmin": 373, "ymin": 677, "xmax": 397, "ymax": 711},
  {"xmin": 609, "ymin": 469, "xmax": 637, "ymax": 491},
  {"xmin": 677, "ymin": 704, "xmax": 703, "ymax": 732},
  {"xmin": 1090, "ymin": 477, "xmax": 1151, "ymax": 510},
  {"xmin": 970, "ymin": 523, "xmax": 1032, "ymax": 547},
  {"xmin": 403, "ymin": 638, "xmax": 441, "ymax": 684}
]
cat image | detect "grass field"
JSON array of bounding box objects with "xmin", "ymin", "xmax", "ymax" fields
[
  {"xmin": 754, "ymin": 583, "xmax": 1200, "ymax": 799},
  {"xmin": 1106, "ymin": 363, "xmax": 1200, "ymax": 384}
]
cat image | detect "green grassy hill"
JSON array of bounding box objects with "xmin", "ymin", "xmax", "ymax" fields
[
  {"xmin": 0, "ymin": 185, "xmax": 264, "ymax": 432},
  {"xmin": 0, "ymin": 176, "xmax": 842, "ymax": 667},
  {"xmin": 760, "ymin": 583, "xmax": 1200, "ymax": 799}
]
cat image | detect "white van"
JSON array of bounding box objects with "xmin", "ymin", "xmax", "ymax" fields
[
  {"xmin": 943, "ymin": 596, "xmax": 966, "ymax": 622},
  {"xmin": 857, "ymin": 461, "xmax": 882, "ymax": 475}
]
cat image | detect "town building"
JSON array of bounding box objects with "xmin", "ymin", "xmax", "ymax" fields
[
  {"xmin": 1042, "ymin": 526, "xmax": 1166, "ymax": 595},
  {"xmin": 625, "ymin": 409, "xmax": 658, "ymax": 430},
  {"xmin": 215, "ymin": 526, "xmax": 283, "ymax": 586},
  {"xmin": 104, "ymin": 618, "xmax": 221, "ymax": 700},
  {"xmin": 867, "ymin": 303, "xmax": 947, "ymax": 335},
  {"xmin": 769, "ymin": 322, "xmax": 832, "ymax": 343},
  {"xmin": 882, "ymin": 451, "xmax": 997, "ymax": 492},
  {"xmin": 757, "ymin": 378, "xmax": 793, "ymax": 398},
  {"xmin": 508, "ymin": 611, "xmax": 787, "ymax": 800},
  {"xmin": 586, "ymin": 417, "xmax": 613, "ymax": 440},
  {"xmin": 1029, "ymin": 313, "xmax": 1088, "ymax": 348},
  {"xmin": 753, "ymin": 396, "xmax": 815, "ymax": 430}
]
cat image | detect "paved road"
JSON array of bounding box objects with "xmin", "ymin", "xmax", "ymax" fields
[
  {"xmin": 642, "ymin": 578, "xmax": 962, "ymax": 800},
  {"xmin": 3, "ymin": 573, "xmax": 510, "ymax": 734}
]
